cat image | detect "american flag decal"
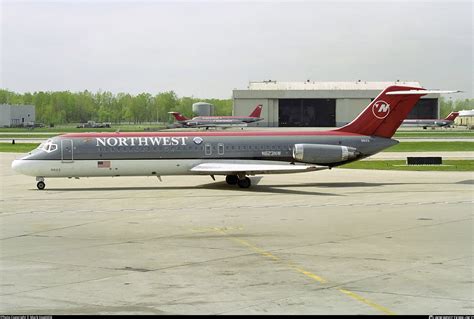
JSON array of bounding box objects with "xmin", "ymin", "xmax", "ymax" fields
[{"xmin": 98, "ymin": 161, "xmax": 111, "ymax": 168}]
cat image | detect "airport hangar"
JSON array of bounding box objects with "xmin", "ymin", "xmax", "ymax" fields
[
  {"xmin": 232, "ymin": 81, "xmax": 440, "ymax": 127},
  {"xmin": 0, "ymin": 104, "xmax": 35, "ymax": 127}
]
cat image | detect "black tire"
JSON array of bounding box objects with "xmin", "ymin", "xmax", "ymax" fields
[
  {"xmin": 225, "ymin": 175, "xmax": 238, "ymax": 185},
  {"xmin": 237, "ymin": 177, "xmax": 251, "ymax": 188},
  {"xmin": 37, "ymin": 181, "xmax": 45, "ymax": 190}
]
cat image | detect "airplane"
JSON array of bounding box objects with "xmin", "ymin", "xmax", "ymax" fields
[
  {"xmin": 401, "ymin": 111, "xmax": 459, "ymax": 129},
  {"xmin": 12, "ymin": 86, "xmax": 458, "ymax": 190},
  {"xmin": 168, "ymin": 104, "xmax": 263, "ymax": 128}
]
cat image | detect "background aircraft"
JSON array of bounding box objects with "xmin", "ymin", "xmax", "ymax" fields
[
  {"xmin": 401, "ymin": 111, "xmax": 459, "ymax": 129},
  {"xmin": 12, "ymin": 86, "xmax": 457, "ymax": 190},
  {"xmin": 169, "ymin": 104, "xmax": 263, "ymax": 128}
]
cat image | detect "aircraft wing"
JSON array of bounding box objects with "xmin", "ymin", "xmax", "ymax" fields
[{"xmin": 190, "ymin": 161, "xmax": 327, "ymax": 175}]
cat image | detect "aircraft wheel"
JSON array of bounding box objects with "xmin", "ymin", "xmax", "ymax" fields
[
  {"xmin": 237, "ymin": 177, "xmax": 251, "ymax": 188},
  {"xmin": 37, "ymin": 181, "xmax": 45, "ymax": 190},
  {"xmin": 225, "ymin": 175, "xmax": 238, "ymax": 185}
]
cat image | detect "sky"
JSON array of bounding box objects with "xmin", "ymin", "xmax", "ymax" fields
[{"xmin": 1, "ymin": 0, "xmax": 472, "ymax": 99}]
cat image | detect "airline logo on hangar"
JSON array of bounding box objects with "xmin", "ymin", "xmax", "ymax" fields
[{"xmin": 372, "ymin": 100, "xmax": 390, "ymax": 119}]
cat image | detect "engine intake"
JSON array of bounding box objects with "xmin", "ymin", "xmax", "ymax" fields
[{"xmin": 293, "ymin": 144, "xmax": 359, "ymax": 164}]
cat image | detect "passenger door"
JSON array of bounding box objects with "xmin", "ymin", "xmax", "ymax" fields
[{"xmin": 61, "ymin": 139, "xmax": 74, "ymax": 162}]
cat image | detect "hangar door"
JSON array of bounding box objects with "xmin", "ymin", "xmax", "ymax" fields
[
  {"xmin": 279, "ymin": 99, "xmax": 336, "ymax": 127},
  {"xmin": 406, "ymin": 99, "xmax": 438, "ymax": 119}
]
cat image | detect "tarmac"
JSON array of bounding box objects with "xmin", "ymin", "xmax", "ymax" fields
[{"xmin": 0, "ymin": 152, "xmax": 472, "ymax": 315}]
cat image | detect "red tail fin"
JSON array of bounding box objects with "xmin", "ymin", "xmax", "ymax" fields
[
  {"xmin": 249, "ymin": 104, "xmax": 263, "ymax": 118},
  {"xmin": 335, "ymin": 85, "xmax": 428, "ymax": 138},
  {"xmin": 169, "ymin": 112, "xmax": 189, "ymax": 121},
  {"xmin": 444, "ymin": 111, "xmax": 459, "ymax": 121}
]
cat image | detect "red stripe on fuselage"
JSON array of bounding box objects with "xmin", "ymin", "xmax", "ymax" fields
[
  {"xmin": 195, "ymin": 116, "xmax": 252, "ymax": 120},
  {"xmin": 63, "ymin": 130, "xmax": 362, "ymax": 138}
]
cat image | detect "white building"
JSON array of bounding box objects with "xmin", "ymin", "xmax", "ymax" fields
[
  {"xmin": 233, "ymin": 81, "xmax": 440, "ymax": 127},
  {"xmin": 455, "ymin": 109, "xmax": 474, "ymax": 127},
  {"xmin": 0, "ymin": 104, "xmax": 36, "ymax": 127}
]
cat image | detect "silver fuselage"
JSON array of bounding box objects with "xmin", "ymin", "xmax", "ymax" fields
[{"xmin": 12, "ymin": 131, "xmax": 397, "ymax": 178}]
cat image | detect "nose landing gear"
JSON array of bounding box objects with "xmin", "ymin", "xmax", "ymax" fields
[{"xmin": 36, "ymin": 177, "xmax": 45, "ymax": 190}]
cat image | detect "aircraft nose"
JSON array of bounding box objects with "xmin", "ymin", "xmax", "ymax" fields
[{"xmin": 11, "ymin": 159, "xmax": 26, "ymax": 174}]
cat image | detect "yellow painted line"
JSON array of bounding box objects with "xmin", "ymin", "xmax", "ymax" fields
[
  {"xmin": 198, "ymin": 227, "xmax": 395, "ymax": 315},
  {"xmin": 292, "ymin": 267, "xmax": 327, "ymax": 283},
  {"xmin": 231, "ymin": 237, "xmax": 280, "ymax": 261},
  {"xmin": 338, "ymin": 289, "xmax": 395, "ymax": 315}
]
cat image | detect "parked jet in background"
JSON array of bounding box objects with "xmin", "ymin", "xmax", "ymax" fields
[
  {"xmin": 12, "ymin": 86, "xmax": 457, "ymax": 190},
  {"xmin": 401, "ymin": 111, "xmax": 459, "ymax": 129},
  {"xmin": 169, "ymin": 104, "xmax": 263, "ymax": 128}
]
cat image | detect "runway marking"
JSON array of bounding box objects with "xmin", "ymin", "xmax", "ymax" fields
[
  {"xmin": 200, "ymin": 226, "xmax": 395, "ymax": 315},
  {"xmin": 231, "ymin": 237, "xmax": 281, "ymax": 261},
  {"xmin": 291, "ymin": 266, "xmax": 327, "ymax": 283},
  {"xmin": 338, "ymin": 289, "xmax": 395, "ymax": 315}
]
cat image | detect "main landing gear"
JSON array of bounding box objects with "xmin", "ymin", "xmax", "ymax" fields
[
  {"xmin": 225, "ymin": 174, "xmax": 251, "ymax": 188},
  {"xmin": 36, "ymin": 177, "xmax": 45, "ymax": 190}
]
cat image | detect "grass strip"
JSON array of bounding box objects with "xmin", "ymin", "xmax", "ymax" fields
[
  {"xmin": 340, "ymin": 160, "xmax": 474, "ymax": 171},
  {"xmin": 386, "ymin": 142, "xmax": 474, "ymax": 152},
  {"xmin": 0, "ymin": 143, "xmax": 40, "ymax": 153},
  {"xmin": 394, "ymin": 131, "xmax": 474, "ymax": 138}
]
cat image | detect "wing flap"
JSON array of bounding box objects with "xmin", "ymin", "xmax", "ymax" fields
[{"xmin": 190, "ymin": 162, "xmax": 326, "ymax": 175}]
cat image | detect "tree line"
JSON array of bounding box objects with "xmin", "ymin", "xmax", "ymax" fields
[
  {"xmin": 0, "ymin": 89, "xmax": 233, "ymax": 125},
  {"xmin": 0, "ymin": 89, "xmax": 471, "ymax": 125},
  {"xmin": 439, "ymin": 96, "xmax": 473, "ymax": 118}
]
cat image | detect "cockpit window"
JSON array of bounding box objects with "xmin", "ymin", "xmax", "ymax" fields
[{"xmin": 41, "ymin": 140, "xmax": 58, "ymax": 153}]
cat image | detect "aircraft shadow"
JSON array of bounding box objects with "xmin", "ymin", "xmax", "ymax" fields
[
  {"xmin": 456, "ymin": 179, "xmax": 474, "ymax": 185},
  {"xmin": 45, "ymin": 184, "xmax": 341, "ymax": 196},
  {"xmin": 39, "ymin": 180, "xmax": 458, "ymax": 196},
  {"xmin": 42, "ymin": 177, "xmax": 340, "ymax": 196}
]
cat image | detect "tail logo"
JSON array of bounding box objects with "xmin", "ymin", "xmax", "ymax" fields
[{"xmin": 372, "ymin": 100, "xmax": 390, "ymax": 119}]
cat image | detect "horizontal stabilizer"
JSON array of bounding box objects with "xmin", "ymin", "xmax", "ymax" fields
[
  {"xmin": 386, "ymin": 90, "xmax": 461, "ymax": 95},
  {"xmin": 190, "ymin": 161, "xmax": 326, "ymax": 175}
]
